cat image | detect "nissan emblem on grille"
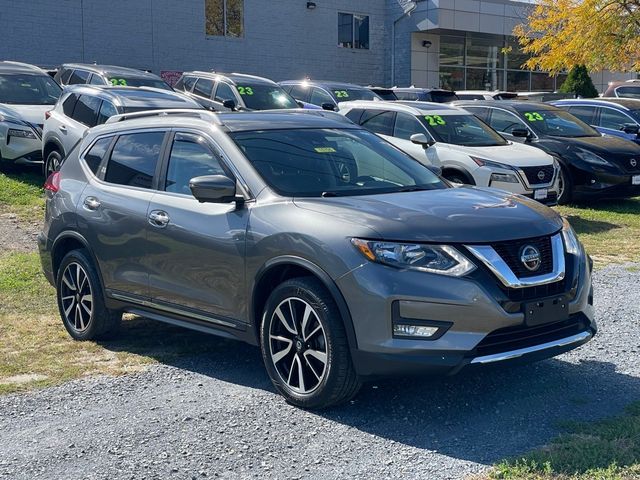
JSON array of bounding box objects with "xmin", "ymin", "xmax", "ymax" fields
[
  {"xmin": 631, "ymin": 158, "xmax": 637, "ymax": 168},
  {"xmin": 537, "ymin": 170, "xmax": 546, "ymax": 181},
  {"xmin": 520, "ymin": 245, "xmax": 542, "ymax": 272}
]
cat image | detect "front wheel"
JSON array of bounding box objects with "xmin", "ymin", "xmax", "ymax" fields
[{"xmin": 260, "ymin": 277, "xmax": 360, "ymax": 409}]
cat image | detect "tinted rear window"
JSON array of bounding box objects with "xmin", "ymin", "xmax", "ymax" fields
[
  {"xmin": 429, "ymin": 91, "xmax": 458, "ymax": 103},
  {"xmin": 84, "ymin": 136, "xmax": 113, "ymax": 174},
  {"xmin": 72, "ymin": 95, "xmax": 101, "ymax": 127},
  {"xmin": 104, "ymin": 132, "xmax": 165, "ymax": 189}
]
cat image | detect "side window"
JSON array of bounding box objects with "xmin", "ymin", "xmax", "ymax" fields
[
  {"xmin": 289, "ymin": 84, "xmax": 310, "ymax": 102},
  {"xmin": 68, "ymin": 69, "xmax": 90, "ymax": 85},
  {"xmin": 88, "ymin": 74, "xmax": 105, "ymax": 85},
  {"xmin": 394, "ymin": 112, "xmax": 429, "ymax": 140},
  {"xmin": 105, "ymin": 132, "xmax": 165, "ymax": 189},
  {"xmin": 344, "ymin": 108, "xmax": 364, "ymax": 124},
  {"xmin": 165, "ymin": 133, "xmax": 227, "ymax": 195},
  {"xmin": 174, "ymin": 77, "xmax": 185, "ymax": 90},
  {"xmin": 464, "ymin": 106, "xmax": 490, "ymax": 122},
  {"xmin": 83, "ymin": 137, "xmax": 113, "ymax": 175},
  {"xmin": 566, "ymin": 106, "xmax": 596, "ymax": 125},
  {"xmin": 62, "ymin": 93, "xmax": 79, "ymax": 116},
  {"xmin": 599, "ymin": 108, "xmax": 633, "ymax": 130},
  {"xmin": 395, "ymin": 91, "xmax": 418, "ymax": 101},
  {"xmin": 615, "ymin": 87, "xmax": 640, "ymax": 99},
  {"xmin": 193, "ymin": 78, "xmax": 215, "ymax": 99},
  {"xmin": 360, "ymin": 110, "xmax": 396, "ymax": 136},
  {"xmin": 489, "ymin": 109, "xmax": 527, "ymax": 133},
  {"xmin": 214, "ymin": 82, "xmax": 236, "ymax": 103},
  {"xmin": 60, "ymin": 69, "xmax": 73, "ymax": 84},
  {"xmin": 183, "ymin": 76, "xmax": 197, "ymax": 92},
  {"xmin": 310, "ymin": 88, "xmax": 334, "ymax": 106},
  {"xmin": 71, "ymin": 95, "xmax": 101, "ymax": 127},
  {"xmin": 97, "ymin": 100, "xmax": 118, "ymax": 125}
]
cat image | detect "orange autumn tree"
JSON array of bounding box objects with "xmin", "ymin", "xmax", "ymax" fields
[{"xmin": 514, "ymin": 0, "xmax": 640, "ymax": 74}]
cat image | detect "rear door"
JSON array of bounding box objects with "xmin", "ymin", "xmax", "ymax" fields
[
  {"xmin": 76, "ymin": 130, "xmax": 168, "ymax": 300},
  {"xmin": 145, "ymin": 131, "xmax": 249, "ymax": 324}
]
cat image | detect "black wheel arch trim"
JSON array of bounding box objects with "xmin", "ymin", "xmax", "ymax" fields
[
  {"xmin": 43, "ymin": 137, "xmax": 65, "ymax": 159},
  {"xmin": 251, "ymin": 256, "xmax": 359, "ymax": 350},
  {"xmin": 51, "ymin": 231, "xmax": 106, "ymax": 295},
  {"xmin": 442, "ymin": 166, "xmax": 475, "ymax": 185}
]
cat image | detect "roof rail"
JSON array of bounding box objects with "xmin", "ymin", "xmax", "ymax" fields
[
  {"xmin": 105, "ymin": 108, "xmax": 220, "ymax": 125},
  {"xmin": 2, "ymin": 61, "xmax": 45, "ymax": 72}
]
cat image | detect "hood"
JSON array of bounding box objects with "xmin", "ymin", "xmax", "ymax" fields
[
  {"xmin": 539, "ymin": 134, "xmax": 640, "ymax": 157},
  {"xmin": 0, "ymin": 104, "xmax": 50, "ymax": 126},
  {"xmin": 444, "ymin": 141, "xmax": 553, "ymax": 167},
  {"xmin": 294, "ymin": 187, "xmax": 562, "ymax": 244}
]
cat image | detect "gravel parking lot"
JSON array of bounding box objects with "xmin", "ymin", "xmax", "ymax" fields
[{"xmin": 0, "ymin": 262, "xmax": 638, "ymax": 480}]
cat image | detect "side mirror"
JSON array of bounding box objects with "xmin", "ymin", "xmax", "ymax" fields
[
  {"xmin": 223, "ymin": 99, "xmax": 237, "ymax": 111},
  {"xmin": 189, "ymin": 175, "xmax": 240, "ymax": 204},
  {"xmin": 621, "ymin": 123, "xmax": 640, "ymax": 135},
  {"xmin": 410, "ymin": 133, "xmax": 436, "ymax": 148},
  {"xmin": 511, "ymin": 128, "xmax": 530, "ymax": 138},
  {"xmin": 296, "ymin": 101, "xmax": 304, "ymax": 108},
  {"xmin": 321, "ymin": 102, "xmax": 337, "ymax": 111}
]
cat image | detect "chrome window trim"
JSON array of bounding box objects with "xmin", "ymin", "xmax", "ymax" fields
[
  {"xmin": 465, "ymin": 233, "xmax": 565, "ymax": 289},
  {"xmin": 470, "ymin": 330, "xmax": 592, "ymax": 364}
]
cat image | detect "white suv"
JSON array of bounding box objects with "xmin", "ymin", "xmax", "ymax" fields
[
  {"xmin": 339, "ymin": 100, "xmax": 560, "ymax": 205},
  {"xmin": 0, "ymin": 61, "xmax": 62, "ymax": 168}
]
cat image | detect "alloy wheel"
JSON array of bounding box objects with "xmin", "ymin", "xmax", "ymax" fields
[
  {"xmin": 46, "ymin": 152, "xmax": 62, "ymax": 177},
  {"xmin": 269, "ymin": 297, "xmax": 328, "ymax": 394},
  {"xmin": 60, "ymin": 262, "xmax": 93, "ymax": 332}
]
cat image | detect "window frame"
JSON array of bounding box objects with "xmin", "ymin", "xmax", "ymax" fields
[
  {"xmin": 70, "ymin": 94, "xmax": 103, "ymax": 128},
  {"xmin": 596, "ymin": 106, "xmax": 636, "ymax": 131},
  {"xmin": 359, "ymin": 109, "xmax": 397, "ymax": 137},
  {"xmin": 213, "ymin": 81, "xmax": 239, "ymax": 105},
  {"xmin": 68, "ymin": 69, "xmax": 91, "ymax": 85},
  {"xmin": 393, "ymin": 112, "xmax": 431, "ymax": 141},
  {"xmin": 205, "ymin": 0, "xmax": 244, "ymax": 38},
  {"xmin": 192, "ymin": 77, "xmax": 216, "ymax": 99},
  {"xmin": 338, "ymin": 12, "xmax": 370, "ymax": 50}
]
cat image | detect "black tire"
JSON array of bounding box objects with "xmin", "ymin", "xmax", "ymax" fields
[
  {"xmin": 443, "ymin": 170, "xmax": 474, "ymax": 185},
  {"xmin": 44, "ymin": 149, "xmax": 63, "ymax": 178},
  {"xmin": 56, "ymin": 249, "xmax": 121, "ymax": 341},
  {"xmin": 557, "ymin": 163, "xmax": 574, "ymax": 205},
  {"xmin": 260, "ymin": 277, "xmax": 361, "ymax": 409}
]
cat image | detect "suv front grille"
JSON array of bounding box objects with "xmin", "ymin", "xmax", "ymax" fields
[
  {"xmin": 491, "ymin": 235, "xmax": 553, "ymax": 278},
  {"xmin": 472, "ymin": 314, "xmax": 589, "ymax": 358},
  {"xmin": 521, "ymin": 165, "xmax": 555, "ymax": 185},
  {"xmin": 621, "ymin": 156, "xmax": 640, "ymax": 173}
]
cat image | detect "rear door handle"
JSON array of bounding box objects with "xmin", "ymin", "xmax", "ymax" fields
[
  {"xmin": 59, "ymin": 125, "xmax": 67, "ymax": 132},
  {"xmin": 83, "ymin": 196, "xmax": 100, "ymax": 210},
  {"xmin": 148, "ymin": 210, "xmax": 170, "ymax": 228}
]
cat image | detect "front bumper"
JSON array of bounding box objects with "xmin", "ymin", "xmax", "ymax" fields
[
  {"xmin": 573, "ymin": 174, "xmax": 640, "ymax": 200},
  {"xmin": 0, "ymin": 133, "xmax": 43, "ymax": 165},
  {"xmin": 482, "ymin": 168, "xmax": 559, "ymax": 206},
  {"xmin": 337, "ymin": 247, "xmax": 595, "ymax": 377}
]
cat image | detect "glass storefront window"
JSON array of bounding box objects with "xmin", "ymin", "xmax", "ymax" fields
[
  {"xmin": 466, "ymin": 36, "xmax": 503, "ymax": 69},
  {"xmin": 507, "ymin": 70, "xmax": 530, "ymax": 91},
  {"xmin": 531, "ymin": 72, "xmax": 555, "ymax": 91},
  {"xmin": 505, "ymin": 38, "xmax": 529, "ymax": 71},
  {"xmin": 440, "ymin": 35, "xmax": 465, "ymax": 66},
  {"xmin": 439, "ymin": 67, "xmax": 465, "ymax": 91},
  {"xmin": 555, "ymin": 74, "xmax": 568, "ymax": 91},
  {"xmin": 466, "ymin": 68, "xmax": 503, "ymax": 90}
]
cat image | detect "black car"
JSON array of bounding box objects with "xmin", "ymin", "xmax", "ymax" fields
[
  {"xmin": 279, "ymin": 80, "xmax": 381, "ymax": 110},
  {"xmin": 456, "ymin": 100, "xmax": 640, "ymax": 203}
]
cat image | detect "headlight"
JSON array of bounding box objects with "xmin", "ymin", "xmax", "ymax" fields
[
  {"xmin": 575, "ymin": 150, "xmax": 610, "ymax": 166},
  {"xmin": 562, "ymin": 218, "xmax": 581, "ymax": 255},
  {"xmin": 490, "ymin": 172, "xmax": 520, "ymax": 183},
  {"xmin": 7, "ymin": 128, "xmax": 37, "ymax": 140},
  {"xmin": 351, "ymin": 239, "xmax": 475, "ymax": 276},
  {"xmin": 469, "ymin": 156, "xmax": 515, "ymax": 170}
]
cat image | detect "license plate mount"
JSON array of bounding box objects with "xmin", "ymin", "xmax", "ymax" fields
[
  {"xmin": 524, "ymin": 295, "xmax": 569, "ymax": 326},
  {"xmin": 534, "ymin": 188, "xmax": 548, "ymax": 200}
]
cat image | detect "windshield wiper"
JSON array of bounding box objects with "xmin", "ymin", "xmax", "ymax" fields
[{"xmin": 396, "ymin": 186, "xmax": 433, "ymax": 193}]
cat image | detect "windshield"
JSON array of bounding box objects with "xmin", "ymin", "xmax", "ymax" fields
[
  {"xmin": 419, "ymin": 114, "xmax": 507, "ymax": 147},
  {"xmin": 519, "ymin": 108, "xmax": 600, "ymax": 137},
  {"xmin": 331, "ymin": 88, "xmax": 379, "ymax": 102},
  {"xmin": 235, "ymin": 84, "xmax": 298, "ymax": 110},
  {"xmin": 108, "ymin": 77, "xmax": 172, "ymax": 90},
  {"xmin": 615, "ymin": 86, "xmax": 640, "ymax": 99},
  {"xmin": 231, "ymin": 128, "xmax": 445, "ymax": 197},
  {"xmin": 0, "ymin": 74, "xmax": 62, "ymax": 105}
]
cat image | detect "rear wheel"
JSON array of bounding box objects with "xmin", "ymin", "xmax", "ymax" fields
[
  {"xmin": 56, "ymin": 249, "xmax": 121, "ymax": 341},
  {"xmin": 260, "ymin": 277, "xmax": 360, "ymax": 409},
  {"xmin": 44, "ymin": 150, "xmax": 63, "ymax": 178}
]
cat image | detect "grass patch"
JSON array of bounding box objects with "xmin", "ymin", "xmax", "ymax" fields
[
  {"xmin": 0, "ymin": 251, "xmax": 232, "ymax": 395},
  {"xmin": 0, "ymin": 169, "xmax": 45, "ymax": 221},
  {"xmin": 556, "ymin": 197, "xmax": 640, "ymax": 266},
  {"xmin": 482, "ymin": 403, "xmax": 640, "ymax": 480}
]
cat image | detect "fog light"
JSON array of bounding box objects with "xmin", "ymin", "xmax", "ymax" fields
[{"xmin": 393, "ymin": 324, "xmax": 439, "ymax": 338}]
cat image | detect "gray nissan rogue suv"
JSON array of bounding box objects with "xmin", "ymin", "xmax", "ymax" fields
[{"xmin": 39, "ymin": 109, "xmax": 596, "ymax": 409}]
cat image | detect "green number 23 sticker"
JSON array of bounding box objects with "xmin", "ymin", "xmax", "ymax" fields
[
  {"xmin": 109, "ymin": 78, "xmax": 127, "ymax": 86},
  {"xmin": 237, "ymin": 86, "xmax": 254, "ymax": 95},
  {"xmin": 524, "ymin": 112, "xmax": 544, "ymax": 122},
  {"xmin": 424, "ymin": 115, "xmax": 446, "ymax": 126},
  {"xmin": 334, "ymin": 90, "xmax": 349, "ymax": 98}
]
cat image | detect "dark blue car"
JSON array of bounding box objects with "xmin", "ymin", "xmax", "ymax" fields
[{"xmin": 552, "ymin": 98, "xmax": 640, "ymax": 145}]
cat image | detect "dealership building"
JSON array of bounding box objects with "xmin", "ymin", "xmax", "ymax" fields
[{"xmin": 2, "ymin": 0, "xmax": 634, "ymax": 92}]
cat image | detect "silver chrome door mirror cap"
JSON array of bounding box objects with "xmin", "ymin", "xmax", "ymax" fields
[{"xmin": 465, "ymin": 233, "xmax": 565, "ymax": 289}]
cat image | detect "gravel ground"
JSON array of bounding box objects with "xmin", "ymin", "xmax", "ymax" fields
[
  {"xmin": 0, "ymin": 213, "xmax": 40, "ymax": 252},
  {"xmin": 0, "ymin": 264, "xmax": 638, "ymax": 480}
]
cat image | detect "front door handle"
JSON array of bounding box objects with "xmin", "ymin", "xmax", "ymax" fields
[
  {"xmin": 148, "ymin": 210, "xmax": 170, "ymax": 228},
  {"xmin": 59, "ymin": 124, "xmax": 67, "ymax": 133},
  {"xmin": 83, "ymin": 196, "xmax": 100, "ymax": 210}
]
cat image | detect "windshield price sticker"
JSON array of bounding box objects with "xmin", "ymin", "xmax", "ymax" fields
[
  {"xmin": 424, "ymin": 115, "xmax": 446, "ymax": 126},
  {"xmin": 237, "ymin": 86, "xmax": 254, "ymax": 95},
  {"xmin": 109, "ymin": 78, "xmax": 128, "ymax": 86},
  {"xmin": 314, "ymin": 147, "xmax": 336, "ymax": 153},
  {"xmin": 524, "ymin": 112, "xmax": 544, "ymax": 122},
  {"xmin": 334, "ymin": 90, "xmax": 349, "ymax": 98}
]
